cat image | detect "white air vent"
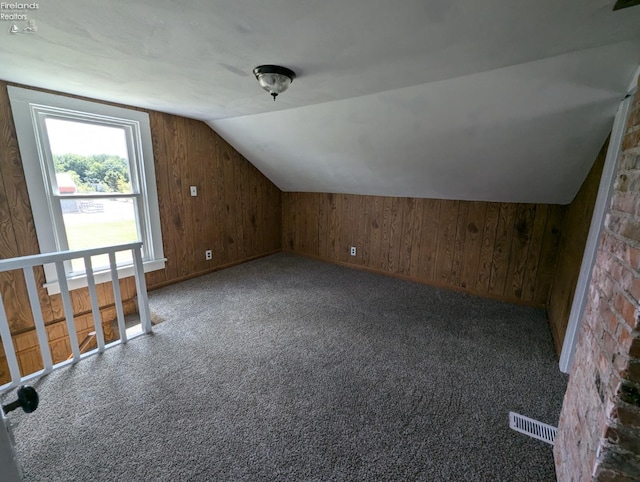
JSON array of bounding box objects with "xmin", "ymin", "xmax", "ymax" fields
[{"xmin": 509, "ymin": 412, "xmax": 557, "ymax": 445}]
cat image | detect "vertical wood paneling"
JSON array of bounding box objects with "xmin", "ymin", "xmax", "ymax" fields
[
  {"xmin": 232, "ymin": 150, "xmax": 246, "ymax": 261},
  {"xmin": 318, "ymin": 193, "xmax": 328, "ymax": 258},
  {"xmin": 187, "ymin": 119, "xmax": 206, "ymax": 270},
  {"xmin": 203, "ymin": 122, "xmax": 220, "ymax": 264},
  {"xmin": 334, "ymin": 194, "xmax": 344, "ymax": 261},
  {"xmin": 255, "ymin": 174, "xmax": 266, "ymax": 254},
  {"xmin": 282, "ymin": 192, "xmax": 294, "ymax": 251},
  {"xmin": 505, "ymin": 204, "xmax": 536, "ymax": 299},
  {"xmin": 235, "ymin": 155, "xmax": 248, "ymax": 260},
  {"xmin": 213, "ymin": 134, "xmax": 228, "ymax": 263},
  {"xmin": 399, "ymin": 198, "xmax": 417, "ymax": 276},
  {"xmin": 387, "ymin": 197, "xmax": 404, "ymax": 274},
  {"xmin": 435, "ymin": 200, "xmax": 459, "ymax": 285},
  {"xmin": 534, "ymin": 204, "xmax": 566, "ymax": 307},
  {"xmin": 223, "ymin": 142, "xmax": 239, "ymax": 260},
  {"xmin": 476, "ymin": 202, "xmax": 500, "ymax": 292},
  {"xmin": 148, "ymin": 112, "xmax": 170, "ymax": 286},
  {"xmin": 368, "ymin": 196, "xmax": 384, "ymax": 269},
  {"xmin": 354, "ymin": 195, "xmax": 365, "ymax": 265},
  {"xmin": 521, "ymin": 204, "xmax": 549, "ymax": 303},
  {"xmin": 547, "ymin": 140, "xmax": 607, "ymax": 353},
  {"xmin": 164, "ymin": 114, "xmax": 189, "ymax": 277},
  {"xmin": 327, "ymin": 193, "xmax": 338, "ymax": 259},
  {"xmin": 408, "ymin": 198, "xmax": 424, "ymax": 278},
  {"xmin": 309, "ymin": 193, "xmax": 321, "ymax": 256},
  {"xmin": 380, "ymin": 197, "xmax": 392, "ymax": 272},
  {"xmin": 451, "ymin": 201, "xmax": 469, "ymax": 287},
  {"xmin": 282, "ymin": 192, "xmax": 565, "ymax": 307},
  {"xmin": 248, "ymin": 163, "xmax": 258, "ymax": 257},
  {"xmin": 460, "ymin": 201, "xmax": 486, "ymax": 290},
  {"xmin": 489, "ymin": 203, "xmax": 517, "ymax": 295},
  {"xmin": 417, "ymin": 199, "xmax": 441, "ymax": 282},
  {"xmin": 339, "ymin": 194, "xmax": 350, "ymax": 263},
  {"xmin": 0, "ymin": 84, "xmax": 36, "ymax": 333}
]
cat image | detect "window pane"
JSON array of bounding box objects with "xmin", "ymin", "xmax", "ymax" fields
[
  {"xmin": 63, "ymin": 198, "xmax": 140, "ymax": 273},
  {"xmin": 45, "ymin": 118, "xmax": 133, "ymax": 194}
]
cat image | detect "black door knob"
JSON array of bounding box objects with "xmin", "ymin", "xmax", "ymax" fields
[{"xmin": 2, "ymin": 385, "xmax": 39, "ymax": 414}]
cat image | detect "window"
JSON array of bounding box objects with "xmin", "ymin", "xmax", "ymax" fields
[{"xmin": 8, "ymin": 86, "xmax": 165, "ymax": 294}]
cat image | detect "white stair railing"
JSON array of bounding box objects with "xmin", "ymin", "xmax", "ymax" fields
[{"xmin": 0, "ymin": 242, "xmax": 152, "ymax": 393}]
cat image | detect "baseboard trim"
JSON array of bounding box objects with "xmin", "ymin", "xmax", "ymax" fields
[
  {"xmin": 147, "ymin": 250, "xmax": 282, "ymax": 292},
  {"xmin": 283, "ymin": 250, "xmax": 546, "ymax": 309}
]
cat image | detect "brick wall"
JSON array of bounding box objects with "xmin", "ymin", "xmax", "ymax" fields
[{"xmin": 554, "ymin": 83, "xmax": 640, "ymax": 481}]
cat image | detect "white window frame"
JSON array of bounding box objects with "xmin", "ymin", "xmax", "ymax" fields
[{"xmin": 8, "ymin": 86, "xmax": 165, "ymax": 295}]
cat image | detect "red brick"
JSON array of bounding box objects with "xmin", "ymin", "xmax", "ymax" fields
[
  {"xmin": 609, "ymin": 374, "xmax": 624, "ymax": 400},
  {"xmin": 599, "ymin": 350, "xmax": 613, "ymax": 376},
  {"xmin": 622, "ymin": 128, "xmax": 640, "ymax": 151},
  {"xmin": 603, "ymin": 234, "xmax": 623, "ymax": 257},
  {"xmin": 627, "ymin": 107, "xmax": 640, "ymax": 133},
  {"xmin": 596, "ymin": 249, "xmax": 611, "ymax": 271},
  {"xmin": 607, "ymin": 307, "xmax": 621, "ymax": 335},
  {"xmin": 603, "ymin": 331, "xmax": 617, "ymax": 356},
  {"xmin": 606, "ymin": 256, "xmax": 633, "ymax": 289},
  {"xmin": 601, "ymin": 278, "xmax": 616, "ymax": 302},
  {"xmin": 599, "ymin": 300, "xmax": 616, "ymax": 329},
  {"xmin": 621, "ymin": 218, "xmax": 640, "ymax": 242},
  {"xmin": 556, "ymin": 88, "xmax": 640, "ymax": 482},
  {"xmin": 628, "ymin": 276, "xmax": 640, "ymax": 302},
  {"xmin": 613, "ymin": 293, "xmax": 638, "ymax": 327},
  {"xmin": 611, "ymin": 193, "xmax": 638, "ymax": 215},
  {"xmin": 628, "ymin": 246, "xmax": 640, "ymax": 270},
  {"xmin": 618, "ymin": 327, "xmax": 634, "ymax": 351}
]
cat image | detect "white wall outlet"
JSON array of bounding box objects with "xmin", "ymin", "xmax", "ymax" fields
[
  {"xmin": 205, "ymin": 249, "xmax": 212, "ymax": 260},
  {"xmin": 350, "ymin": 246, "xmax": 356, "ymax": 256},
  {"xmin": 190, "ymin": 186, "xmax": 198, "ymax": 196}
]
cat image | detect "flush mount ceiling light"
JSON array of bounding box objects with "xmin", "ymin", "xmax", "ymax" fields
[
  {"xmin": 613, "ymin": 0, "xmax": 640, "ymax": 10},
  {"xmin": 253, "ymin": 65, "xmax": 296, "ymax": 101}
]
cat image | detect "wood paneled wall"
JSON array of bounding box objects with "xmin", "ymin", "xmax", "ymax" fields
[
  {"xmin": 0, "ymin": 80, "xmax": 281, "ymax": 382},
  {"xmin": 547, "ymin": 139, "xmax": 607, "ymax": 354},
  {"xmin": 282, "ymin": 193, "xmax": 566, "ymax": 307},
  {"xmin": 145, "ymin": 112, "xmax": 281, "ymax": 288}
]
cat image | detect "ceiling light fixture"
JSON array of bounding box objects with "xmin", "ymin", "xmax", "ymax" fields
[{"xmin": 253, "ymin": 65, "xmax": 296, "ymax": 101}]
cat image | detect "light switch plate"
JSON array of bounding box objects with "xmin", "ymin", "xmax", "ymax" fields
[{"xmin": 190, "ymin": 186, "xmax": 197, "ymax": 196}]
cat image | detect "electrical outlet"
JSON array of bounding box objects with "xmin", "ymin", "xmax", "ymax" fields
[
  {"xmin": 190, "ymin": 186, "xmax": 198, "ymax": 196},
  {"xmin": 205, "ymin": 249, "xmax": 212, "ymax": 260},
  {"xmin": 350, "ymin": 246, "xmax": 356, "ymax": 256}
]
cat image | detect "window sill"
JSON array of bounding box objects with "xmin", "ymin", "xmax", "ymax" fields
[{"xmin": 43, "ymin": 259, "xmax": 166, "ymax": 296}]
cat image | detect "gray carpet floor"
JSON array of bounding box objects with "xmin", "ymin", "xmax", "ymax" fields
[{"xmin": 2, "ymin": 253, "xmax": 568, "ymax": 481}]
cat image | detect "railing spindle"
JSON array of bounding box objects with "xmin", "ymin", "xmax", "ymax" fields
[
  {"xmin": 0, "ymin": 295, "xmax": 21, "ymax": 387},
  {"xmin": 55, "ymin": 261, "xmax": 81, "ymax": 361},
  {"xmin": 132, "ymin": 246, "xmax": 152, "ymax": 334},
  {"xmin": 84, "ymin": 256, "xmax": 106, "ymax": 352},
  {"xmin": 108, "ymin": 252, "xmax": 127, "ymax": 343},
  {"xmin": 23, "ymin": 266, "xmax": 53, "ymax": 371}
]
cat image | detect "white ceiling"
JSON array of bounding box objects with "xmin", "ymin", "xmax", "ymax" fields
[{"xmin": 1, "ymin": 1, "xmax": 639, "ymax": 203}]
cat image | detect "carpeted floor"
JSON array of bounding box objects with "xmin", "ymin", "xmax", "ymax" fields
[{"xmin": 2, "ymin": 253, "xmax": 568, "ymax": 481}]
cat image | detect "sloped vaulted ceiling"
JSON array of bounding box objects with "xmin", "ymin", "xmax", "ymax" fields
[{"xmin": 1, "ymin": 0, "xmax": 639, "ymax": 204}]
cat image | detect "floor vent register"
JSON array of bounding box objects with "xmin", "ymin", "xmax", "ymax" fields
[{"xmin": 509, "ymin": 412, "xmax": 557, "ymax": 445}]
